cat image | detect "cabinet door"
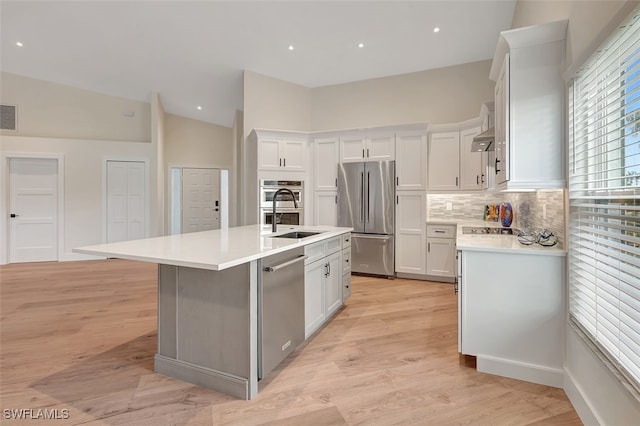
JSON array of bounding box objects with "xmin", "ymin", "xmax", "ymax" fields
[
  {"xmin": 305, "ymin": 261, "xmax": 326, "ymax": 338},
  {"xmin": 460, "ymin": 127, "xmax": 483, "ymax": 191},
  {"xmin": 313, "ymin": 191, "xmax": 338, "ymax": 226},
  {"xmin": 281, "ymin": 139, "xmax": 306, "ymax": 171},
  {"xmin": 395, "ymin": 191, "xmax": 426, "ymax": 274},
  {"xmin": 396, "ymin": 132, "xmax": 427, "ymax": 190},
  {"xmin": 495, "ymin": 54, "xmax": 510, "ymax": 185},
  {"xmin": 258, "ymin": 139, "xmax": 282, "ymax": 170},
  {"xmin": 325, "ymin": 252, "xmax": 343, "ymax": 317},
  {"xmin": 427, "ymin": 237, "xmax": 456, "ymax": 277},
  {"xmin": 367, "ymin": 134, "xmax": 395, "ymax": 161},
  {"xmin": 428, "ymin": 132, "xmax": 460, "ymax": 191},
  {"xmin": 313, "ymin": 137, "xmax": 339, "ymax": 190},
  {"xmin": 340, "ymin": 135, "xmax": 367, "ymax": 163}
]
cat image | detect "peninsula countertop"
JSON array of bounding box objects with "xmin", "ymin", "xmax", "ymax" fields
[
  {"xmin": 426, "ymin": 219, "xmax": 566, "ymax": 256},
  {"xmin": 74, "ymin": 225, "xmax": 353, "ymax": 271}
]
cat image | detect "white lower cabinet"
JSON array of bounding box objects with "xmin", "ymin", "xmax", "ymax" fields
[
  {"xmin": 304, "ymin": 234, "xmax": 348, "ymax": 339},
  {"xmin": 304, "ymin": 260, "xmax": 326, "ymax": 337},
  {"xmin": 325, "ymin": 251, "xmax": 343, "ymax": 317},
  {"xmin": 395, "ymin": 192, "xmax": 426, "ymax": 275},
  {"xmin": 426, "ymin": 223, "xmax": 457, "ymax": 281},
  {"xmin": 313, "ymin": 191, "xmax": 338, "ymax": 226}
]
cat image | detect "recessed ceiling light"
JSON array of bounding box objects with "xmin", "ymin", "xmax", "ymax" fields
[
  {"xmin": 433, "ymin": 27, "xmax": 440, "ymax": 33},
  {"xmin": 16, "ymin": 41, "xmax": 23, "ymax": 47},
  {"xmin": 288, "ymin": 45, "xmax": 294, "ymax": 51},
  {"xmin": 197, "ymin": 106, "xmax": 202, "ymax": 110},
  {"xmin": 358, "ymin": 43, "xmax": 364, "ymax": 48}
]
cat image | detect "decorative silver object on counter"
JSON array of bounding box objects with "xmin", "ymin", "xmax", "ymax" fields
[{"xmin": 516, "ymin": 229, "xmax": 558, "ymax": 247}]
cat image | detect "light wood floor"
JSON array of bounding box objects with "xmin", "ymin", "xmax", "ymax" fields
[{"xmin": 0, "ymin": 259, "xmax": 582, "ymax": 425}]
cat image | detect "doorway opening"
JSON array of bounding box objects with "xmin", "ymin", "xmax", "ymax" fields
[{"xmin": 170, "ymin": 167, "xmax": 229, "ymax": 234}]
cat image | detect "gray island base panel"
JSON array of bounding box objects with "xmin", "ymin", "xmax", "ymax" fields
[{"xmin": 155, "ymin": 261, "xmax": 259, "ymax": 400}]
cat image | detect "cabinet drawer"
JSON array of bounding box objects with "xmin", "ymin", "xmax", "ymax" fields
[
  {"xmin": 325, "ymin": 236, "xmax": 342, "ymax": 255},
  {"xmin": 342, "ymin": 233, "xmax": 351, "ymax": 249},
  {"xmin": 427, "ymin": 224, "xmax": 456, "ymax": 238},
  {"xmin": 342, "ymin": 248, "xmax": 351, "ymax": 275},
  {"xmin": 304, "ymin": 241, "xmax": 325, "ymax": 264},
  {"xmin": 305, "ymin": 236, "xmax": 342, "ymax": 264},
  {"xmin": 342, "ymin": 274, "xmax": 351, "ymax": 301}
]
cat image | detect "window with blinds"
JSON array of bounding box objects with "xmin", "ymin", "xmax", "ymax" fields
[{"xmin": 568, "ymin": 6, "xmax": 640, "ymax": 393}]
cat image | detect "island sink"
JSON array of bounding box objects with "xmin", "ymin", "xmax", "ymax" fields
[{"xmin": 270, "ymin": 231, "xmax": 321, "ymax": 239}]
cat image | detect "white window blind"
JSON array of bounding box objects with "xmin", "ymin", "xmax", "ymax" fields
[{"xmin": 569, "ymin": 6, "xmax": 640, "ymax": 392}]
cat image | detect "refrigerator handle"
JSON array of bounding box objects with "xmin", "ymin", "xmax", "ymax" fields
[
  {"xmin": 360, "ymin": 171, "xmax": 365, "ymax": 223},
  {"xmin": 367, "ymin": 171, "xmax": 370, "ymax": 223}
]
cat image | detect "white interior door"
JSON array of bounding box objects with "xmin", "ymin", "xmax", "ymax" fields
[
  {"xmin": 107, "ymin": 161, "xmax": 146, "ymax": 243},
  {"xmin": 181, "ymin": 168, "xmax": 221, "ymax": 233},
  {"xmin": 9, "ymin": 158, "xmax": 58, "ymax": 263}
]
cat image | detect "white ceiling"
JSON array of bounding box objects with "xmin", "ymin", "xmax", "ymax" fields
[{"xmin": 0, "ymin": 1, "xmax": 516, "ymax": 127}]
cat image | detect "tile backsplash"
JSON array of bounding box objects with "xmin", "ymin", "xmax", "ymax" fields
[{"xmin": 427, "ymin": 190, "xmax": 566, "ymax": 247}]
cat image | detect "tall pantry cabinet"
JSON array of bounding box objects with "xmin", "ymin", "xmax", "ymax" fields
[{"xmin": 395, "ymin": 128, "xmax": 428, "ymax": 277}]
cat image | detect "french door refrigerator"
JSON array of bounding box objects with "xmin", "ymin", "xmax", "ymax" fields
[{"xmin": 338, "ymin": 161, "xmax": 395, "ymax": 278}]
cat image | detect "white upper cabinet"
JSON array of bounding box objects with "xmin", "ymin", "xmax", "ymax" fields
[
  {"xmin": 257, "ymin": 133, "xmax": 307, "ymax": 172},
  {"xmin": 313, "ymin": 137, "xmax": 340, "ymax": 191},
  {"xmin": 340, "ymin": 132, "xmax": 395, "ymax": 163},
  {"xmin": 460, "ymin": 126, "xmax": 485, "ymax": 190},
  {"xmin": 490, "ymin": 20, "xmax": 567, "ymax": 190},
  {"xmin": 395, "ymin": 131, "xmax": 427, "ymax": 191},
  {"xmin": 428, "ymin": 131, "xmax": 460, "ymax": 191}
]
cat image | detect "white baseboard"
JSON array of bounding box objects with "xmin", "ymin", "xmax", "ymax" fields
[
  {"xmin": 60, "ymin": 252, "xmax": 106, "ymax": 262},
  {"xmin": 477, "ymin": 354, "xmax": 564, "ymax": 388},
  {"xmin": 564, "ymin": 368, "xmax": 602, "ymax": 426}
]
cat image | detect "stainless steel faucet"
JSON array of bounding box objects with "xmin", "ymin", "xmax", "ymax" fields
[{"xmin": 272, "ymin": 188, "xmax": 298, "ymax": 232}]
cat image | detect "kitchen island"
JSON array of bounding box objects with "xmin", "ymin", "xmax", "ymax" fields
[{"xmin": 74, "ymin": 225, "xmax": 352, "ymax": 400}]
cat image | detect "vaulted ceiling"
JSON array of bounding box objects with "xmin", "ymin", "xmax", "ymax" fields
[{"xmin": 1, "ymin": 1, "xmax": 516, "ymax": 127}]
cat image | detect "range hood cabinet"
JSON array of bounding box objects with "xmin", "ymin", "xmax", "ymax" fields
[{"xmin": 470, "ymin": 128, "xmax": 495, "ymax": 152}]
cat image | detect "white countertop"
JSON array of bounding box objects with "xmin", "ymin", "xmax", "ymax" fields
[
  {"xmin": 74, "ymin": 225, "xmax": 353, "ymax": 271},
  {"xmin": 427, "ymin": 219, "xmax": 566, "ymax": 256}
]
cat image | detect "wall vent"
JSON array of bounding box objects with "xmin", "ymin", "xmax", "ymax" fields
[{"xmin": 0, "ymin": 105, "xmax": 17, "ymax": 131}]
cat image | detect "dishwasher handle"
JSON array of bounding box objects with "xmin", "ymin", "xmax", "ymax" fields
[{"xmin": 263, "ymin": 255, "xmax": 308, "ymax": 272}]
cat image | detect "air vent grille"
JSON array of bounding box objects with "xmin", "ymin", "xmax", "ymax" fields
[{"xmin": 0, "ymin": 105, "xmax": 17, "ymax": 131}]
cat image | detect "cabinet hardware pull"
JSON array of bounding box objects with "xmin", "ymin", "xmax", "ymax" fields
[
  {"xmin": 428, "ymin": 242, "xmax": 431, "ymax": 252},
  {"xmin": 279, "ymin": 158, "xmax": 282, "ymax": 167},
  {"xmin": 435, "ymin": 230, "xmax": 445, "ymax": 233},
  {"xmin": 495, "ymin": 157, "xmax": 501, "ymax": 174},
  {"xmin": 396, "ymin": 195, "xmax": 399, "ymax": 204},
  {"xmin": 477, "ymin": 175, "xmax": 479, "ymax": 185},
  {"xmin": 481, "ymin": 173, "xmax": 485, "ymax": 183},
  {"xmin": 335, "ymin": 195, "xmax": 337, "ymax": 204},
  {"xmin": 362, "ymin": 149, "xmax": 365, "ymax": 158},
  {"xmin": 283, "ymin": 158, "xmax": 286, "ymax": 167},
  {"xmin": 335, "ymin": 178, "xmax": 338, "ymax": 187},
  {"xmin": 396, "ymin": 176, "xmax": 399, "ymax": 186},
  {"xmin": 456, "ymin": 176, "xmax": 459, "ymax": 187},
  {"xmin": 367, "ymin": 148, "xmax": 369, "ymax": 158}
]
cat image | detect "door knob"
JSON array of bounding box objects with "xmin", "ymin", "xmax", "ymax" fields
[{"xmin": 10, "ymin": 213, "xmax": 19, "ymax": 218}]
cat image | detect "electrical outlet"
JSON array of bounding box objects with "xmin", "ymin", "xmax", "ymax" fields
[{"xmin": 446, "ymin": 202, "xmax": 453, "ymax": 211}]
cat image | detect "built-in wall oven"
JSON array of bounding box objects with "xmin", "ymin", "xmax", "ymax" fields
[{"xmin": 259, "ymin": 179, "xmax": 304, "ymax": 228}]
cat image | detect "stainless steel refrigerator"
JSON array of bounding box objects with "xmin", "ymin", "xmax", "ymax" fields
[{"xmin": 338, "ymin": 161, "xmax": 395, "ymax": 278}]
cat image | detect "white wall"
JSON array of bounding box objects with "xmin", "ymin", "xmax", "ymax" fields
[
  {"xmin": 0, "ymin": 72, "xmax": 151, "ymax": 142},
  {"xmin": 243, "ymin": 70, "xmax": 312, "ymax": 140},
  {"xmin": 0, "ymin": 135, "xmax": 156, "ymax": 262},
  {"xmin": 512, "ymin": 1, "xmax": 640, "ymax": 423},
  {"xmin": 311, "ymin": 60, "xmax": 495, "ymax": 130}
]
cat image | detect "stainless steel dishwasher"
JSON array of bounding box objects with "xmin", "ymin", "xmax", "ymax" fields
[{"xmin": 258, "ymin": 247, "xmax": 306, "ymax": 379}]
